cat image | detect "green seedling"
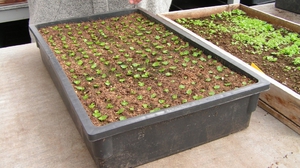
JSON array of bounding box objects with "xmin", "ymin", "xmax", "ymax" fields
[
  {"xmin": 121, "ymin": 100, "xmax": 128, "ymax": 106},
  {"xmin": 73, "ymin": 80, "xmax": 81, "ymax": 85},
  {"xmin": 142, "ymin": 104, "xmax": 149, "ymax": 108},
  {"xmin": 93, "ymin": 110, "xmax": 101, "ymax": 118},
  {"xmin": 119, "ymin": 116, "xmax": 127, "ymax": 121},
  {"xmin": 116, "ymin": 108, "xmax": 125, "ymax": 115},
  {"xmin": 138, "ymin": 82, "xmax": 145, "ymax": 87},
  {"xmin": 98, "ymin": 115, "xmax": 108, "ymax": 121},
  {"xmin": 150, "ymin": 108, "xmax": 161, "ymax": 113},
  {"xmin": 106, "ymin": 103, "xmax": 113, "ymax": 109},
  {"xmin": 165, "ymin": 72, "xmax": 172, "ymax": 77},
  {"xmin": 77, "ymin": 60, "xmax": 83, "ymax": 66},
  {"xmin": 75, "ymin": 86, "xmax": 84, "ymax": 91},
  {"xmin": 105, "ymin": 80, "xmax": 111, "ymax": 86},
  {"xmin": 186, "ymin": 89, "xmax": 192, "ymax": 95},
  {"xmin": 263, "ymin": 56, "xmax": 277, "ymax": 62},
  {"xmin": 209, "ymin": 91, "xmax": 215, "ymax": 96},
  {"xmin": 293, "ymin": 57, "xmax": 300, "ymax": 65},
  {"xmin": 86, "ymin": 76, "xmax": 94, "ymax": 81},
  {"xmin": 91, "ymin": 63, "xmax": 97, "ymax": 69},
  {"xmin": 205, "ymin": 78, "xmax": 212, "ymax": 82},
  {"xmin": 89, "ymin": 103, "xmax": 95, "ymax": 109},
  {"xmin": 193, "ymin": 95, "xmax": 203, "ymax": 100},
  {"xmin": 163, "ymin": 89, "xmax": 169, "ymax": 93},
  {"xmin": 158, "ymin": 99, "xmax": 165, "ymax": 104},
  {"xmin": 213, "ymin": 85, "xmax": 220, "ymax": 89},
  {"xmin": 152, "ymin": 62, "xmax": 160, "ymax": 67},
  {"xmin": 83, "ymin": 94, "xmax": 89, "ymax": 100},
  {"xmin": 137, "ymin": 95, "xmax": 143, "ymax": 100},
  {"xmin": 216, "ymin": 66, "xmax": 223, "ymax": 72},
  {"xmin": 151, "ymin": 93, "xmax": 157, "ymax": 98},
  {"xmin": 134, "ymin": 74, "xmax": 141, "ymax": 79}
]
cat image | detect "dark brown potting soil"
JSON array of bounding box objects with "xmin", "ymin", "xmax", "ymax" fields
[{"xmin": 39, "ymin": 12, "xmax": 255, "ymax": 126}]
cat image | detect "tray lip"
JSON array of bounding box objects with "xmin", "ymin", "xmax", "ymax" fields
[
  {"xmin": 158, "ymin": 4, "xmax": 300, "ymax": 100},
  {"xmin": 29, "ymin": 7, "xmax": 269, "ymax": 141}
]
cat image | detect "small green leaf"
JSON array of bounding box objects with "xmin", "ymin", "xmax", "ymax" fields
[
  {"xmin": 89, "ymin": 103, "xmax": 95, "ymax": 109},
  {"xmin": 116, "ymin": 108, "xmax": 125, "ymax": 114},
  {"xmin": 132, "ymin": 63, "xmax": 140, "ymax": 67},
  {"xmin": 105, "ymin": 80, "xmax": 111, "ymax": 86},
  {"xmin": 75, "ymin": 86, "xmax": 84, "ymax": 91},
  {"xmin": 93, "ymin": 112, "xmax": 101, "ymax": 118},
  {"xmin": 120, "ymin": 64, "xmax": 128, "ymax": 69},
  {"xmin": 152, "ymin": 62, "xmax": 160, "ymax": 67},
  {"xmin": 138, "ymin": 82, "xmax": 145, "ymax": 87},
  {"xmin": 151, "ymin": 93, "xmax": 157, "ymax": 98},
  {"xmin": 77, "ymin": 60, "xmax": 83, "ymax": 66},
  {"xmin": 165, "ymin": 72, "xmax": 172, "ymax": 77},
  {"xmin": 106, "ymin": 103, "xmax": 113, "ymax": 109},
  {"xmin": 73, "ymin": 80, "xmax": 81, "ymax": 85},
  {"xmin": 83, "ymin": 94, "xmax": 89, "ymax": 100},
  {"xmin": 209, "ymin": 91, "xmax": 215, "ymax": 96},
  {"xmin": 91, "ymin": 63, "xmax": 97, "ymax": 69},
  {"xmin": 162, "ymin": 61, "xmax": 169, "ymax": 65},
  {"xmin": 150, "ymin": 108, "xmax": 160, "ymax": 113},
  {"xmin": 172, "ymin": 94, "xmax": 177, "ymax": 99},
  {"xmin": 86, "ymin": 76, "xmax": 94, "ymax": 81},
  {"xmin": 216, "ymin": 66, "xmax": 223, "ymax": 72},
  {"xmin": 134, "ymin": 74, "xmax": 140, "ymax": 79},
  {"xmin": 142, "ymin": 104, "xmax": 149, "ymax": 108},
  {"xmin": 205, "ymin": 78, "xmax": 211, "ymax": 82},
  {"xmin": 213, "ymin": 85, "xmax": 220, "ymax": 89},
  {"xmin": 119, "ymin": 116, "xmax": 127, "ymax": 121},
  {"xmin": 121, "ymin": 100, "xmax": 128, "ymax": 106},
  {"xmin": 119, "ymin": 78, "xmax": 126, "ymax": 83},
  {"xmin": 98, "ymin": 115, "xmax": 108, "ymax": 121},
  {"xmin": 137, "ymin": 95, "xmax": 143, "ymax": 100},
  {"xmin": 186, "ymin": 89, "xmax": 192, "ymax": 95},
  {"xmin": 193, "ymin": 95, "xmax": 203, "ymax": 100}
]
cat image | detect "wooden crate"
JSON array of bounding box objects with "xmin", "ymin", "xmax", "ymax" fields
[{"xmin": 159, "ymin": 4, "xmax": 300, "ymax": 134}]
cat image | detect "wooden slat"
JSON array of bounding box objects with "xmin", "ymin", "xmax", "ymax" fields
[{"xmin": 258, "ymin": 100, "xmax": 300, "ymax": 135}]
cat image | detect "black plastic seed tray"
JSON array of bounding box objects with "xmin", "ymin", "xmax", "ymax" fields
[{"xmin": 29, "ymin": 8, "xmax": 269, "ymax": 168}]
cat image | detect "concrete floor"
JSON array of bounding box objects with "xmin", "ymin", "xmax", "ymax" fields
[{"xmin": 0, "ymin": 3, "xmax": 299, "ymax": 168}]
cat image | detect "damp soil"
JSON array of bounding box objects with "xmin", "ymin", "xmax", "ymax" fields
[
  {"xmin": 174, "ymin": 10, "xmax": 300, "ymax": 94},
  {"xmin": 39, "ymin": 12, "xmax": 255, "ymax": 126}
]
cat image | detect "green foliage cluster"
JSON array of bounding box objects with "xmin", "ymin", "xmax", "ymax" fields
[{"xmin": 176, "ymin": 9, "xmax": 300, "ymax": 71}]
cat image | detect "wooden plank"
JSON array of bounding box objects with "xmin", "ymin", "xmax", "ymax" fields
[{"xmin": 258, "ymin": 100, "xmax": 300, "ymax": 135}]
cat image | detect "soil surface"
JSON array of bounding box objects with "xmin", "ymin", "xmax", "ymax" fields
[
  {"xmin": 175, "ymin": 10, "xmax": 300, "ymax": 94},
  {"xmin": 39, "ymin": 12, "xmax": 255, "ymax": 126}
]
